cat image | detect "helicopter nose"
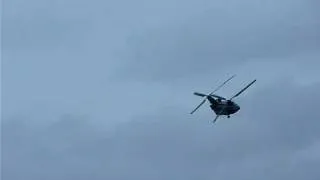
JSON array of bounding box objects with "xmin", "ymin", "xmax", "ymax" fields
[{"xmin": 235, "ymin": 104, "xmax": 240, "ymax": 111}]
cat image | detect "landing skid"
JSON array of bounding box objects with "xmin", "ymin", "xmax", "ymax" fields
[
  {"xmin": 212, "ymin": 115, "xmax": 231, "ymax": 123},
  {"xmin": 213, "ymin": 115, "xmax": 220, "ymax": 123}
]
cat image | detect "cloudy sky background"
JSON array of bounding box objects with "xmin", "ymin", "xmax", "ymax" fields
[{"xmin": 2, "ymin": 0, "xmax": 320, "ymax": 179}]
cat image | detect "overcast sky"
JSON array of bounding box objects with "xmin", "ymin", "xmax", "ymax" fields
[{"xmin": 2, "ymin": 0, "xmax": 320, "ymax": 179}]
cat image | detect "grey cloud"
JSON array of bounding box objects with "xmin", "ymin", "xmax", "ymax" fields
[
  {"xmin": 2, "ymin": 0, "xmax": 128, "ymax": 117},
  {"xmin": 2, "ymin": 0, "xmax": 95, "ymax": 52},
  {"xmin": 119, "ymin": 0, "xmax": 320, "ymax": 81},
  {"xmin": 2, "ymin": 80, "xmax": 320, "ymax": 180},
  {"xmin": 2, "ymin": 0, "xmax": 320, "ymax": 179},
  {"xmin": 3, "ymin": 0, "xmax": 319, "ymax": 83}
]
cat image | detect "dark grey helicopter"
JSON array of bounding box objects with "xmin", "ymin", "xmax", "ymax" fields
[{"xmin": 190, "ymin": 75, "xmax": 256, "ymax": 123}]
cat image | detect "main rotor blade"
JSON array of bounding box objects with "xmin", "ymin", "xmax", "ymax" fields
[
  {"xmin": 191, "ymin": 75, "xmax": 235, "ymax": 115},
  {"xmin": 230, "ymin": 79, "xmax": 256, "ymax": 100},
  {"xmin": 209, "ymin": 74, "xmax": 236, "ymax": 95},
  {"xmin": 190, "ymin": 99, "xmax": 206, "ymax": 114}
]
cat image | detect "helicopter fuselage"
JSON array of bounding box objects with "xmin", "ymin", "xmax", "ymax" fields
[{"xmin": 207, "ymin": 96, "xmax": 240, "ymax": 116}]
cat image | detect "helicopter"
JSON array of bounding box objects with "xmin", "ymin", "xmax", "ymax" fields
[{"xmin": 190, "ymin": 75, "xmax": 256, "ymax": 123}]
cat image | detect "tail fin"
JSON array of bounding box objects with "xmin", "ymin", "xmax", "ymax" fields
[{"xmin": 207, "ymin": 96, "xmax": 218, "ymax": 105}]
